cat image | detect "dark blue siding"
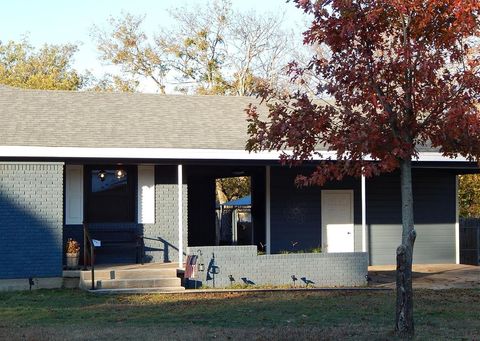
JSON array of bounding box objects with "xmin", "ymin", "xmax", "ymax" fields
[
  {"xmin": 366, "ymin": 169, "xmax": 455, "ymax": 225},
  {"xmin": 367, "ymin": 169, "xmax": 456, "ymax": 265},
  {"xmin": 270, "ymin": 167, "xmax": 321, "ymax": 252},
  {"xmin": 270, "ymin": 166, "xmax": 457, "ymax": 265},
  {"xmin": 270, "ymin": 167, "xmax": 361, "ymax": 253}
]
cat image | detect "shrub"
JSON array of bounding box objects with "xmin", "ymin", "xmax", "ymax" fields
[{"xmin": 66, "ymin": 238, "xmax": 80, "ymax": 254}]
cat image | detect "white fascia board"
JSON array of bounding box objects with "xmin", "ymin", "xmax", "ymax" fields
[
  {"xmin": 411, "ymin": 152, "xmax": 468, "ymax": 162},
  {"xmin": 0, "ymin": 146, "xmax": 284, "ymax": 160},
  {"xmin": 0, "ymin": 145, "xmax": 471, "ymax": 162}
]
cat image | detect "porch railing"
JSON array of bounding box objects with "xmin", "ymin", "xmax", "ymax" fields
[{"xmin": 83, "ymin": 222, "xmax": 96, "ymax": 290}]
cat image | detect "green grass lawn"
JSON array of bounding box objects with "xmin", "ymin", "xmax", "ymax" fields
[{"xmin": 0, "ymin": 289, "xmax": 478, "ymax": 340}]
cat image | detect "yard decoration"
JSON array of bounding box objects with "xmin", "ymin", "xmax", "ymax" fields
[
  {"xmin": 246, "ymin": 0, "xmax": 480, "ymax": 337},
  {"xmin": 65, "ymin": 238, "xmax": 81, "ymax": 269}
]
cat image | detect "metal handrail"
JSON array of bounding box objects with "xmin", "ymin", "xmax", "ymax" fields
[{"xmin": 83, "ymin": 222, "xmax": 95, "ymax": 290}]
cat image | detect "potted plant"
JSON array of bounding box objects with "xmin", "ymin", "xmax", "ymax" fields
[{"xmin": 65, "ymin": 238, "xmax": 80, "ymax": 269}]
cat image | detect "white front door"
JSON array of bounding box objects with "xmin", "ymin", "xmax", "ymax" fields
[{"xmin": 321, "ymin": 190, "xmax": 354, "ymax": 253}]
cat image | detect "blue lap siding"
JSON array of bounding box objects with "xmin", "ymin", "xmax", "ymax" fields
[
  {"xmin": 367, "ymin": 169, "xmax": 456, "ymax": 265},
  {"xmin": 270, "ymin": 167, "xmax": 361, "ymax": 253}
]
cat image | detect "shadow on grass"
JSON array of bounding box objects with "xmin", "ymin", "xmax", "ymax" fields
[
  {"xmin": 0, "ymin": 289, "xmax": 392, "ymax": 328},
  {"xmin": 0, "ymin": 289, "xmax": 479, "ymax": 340},
  {"xmin": 368, "ymin": 266, "xmax": 480, "ymax": 288}
]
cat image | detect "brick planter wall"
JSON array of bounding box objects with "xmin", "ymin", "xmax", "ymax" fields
[{"xmin": 186, "ymin": 246, "xmax": 368, "ymax": 288}]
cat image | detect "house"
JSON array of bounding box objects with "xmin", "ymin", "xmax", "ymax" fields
[{"xmin": 0, "ymin": 85, "xmax": 476, "ymax": 290}]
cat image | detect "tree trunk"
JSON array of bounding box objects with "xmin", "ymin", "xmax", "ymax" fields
[
  {"xmin": 395, "ymin": 157, "xmax": 417, "ymax": 337},
  {"xmin": 215, "ymin": 180, "xmax": 228, "ymax": 204}
]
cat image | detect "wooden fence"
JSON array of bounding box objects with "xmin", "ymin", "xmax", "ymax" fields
[{"xmin": 460, "ymin": 218, "xmax": 480, "ymax": 266}]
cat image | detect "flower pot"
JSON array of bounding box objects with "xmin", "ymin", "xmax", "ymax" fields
[{"xmin": 66, "ymin": 253, "xmax": 80, "ymax": 269}]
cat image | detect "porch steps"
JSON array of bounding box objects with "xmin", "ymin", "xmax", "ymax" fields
[
  {"xmin": 81, "ymin": 269, "xmax": 177, "ymax": 280},
  {"xmin": 79, "ymin": 266, "xmax": 185, "ymax": 291},
  {"xmin": 96, "ymin": 278, "xmax": 182, "ymax": 289},
  {"xmin": 90, "ymin": 287, "xmax": 187, "ymax": 294}
]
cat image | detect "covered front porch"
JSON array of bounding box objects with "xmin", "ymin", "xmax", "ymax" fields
[
  {"xmin": 64, "ymin": 162, "xmax": 371, "ymax": 263},
  {"xmin": 62, "ymin": 161, "xmax": 370, "ymax": 290},
  {"xmin": 64, "ymin": 162, "xmax": 270, "ymax": 266}
]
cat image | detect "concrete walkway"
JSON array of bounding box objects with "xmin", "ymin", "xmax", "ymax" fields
[{"xmin": 368, "ymin": 264, "xmax": 480, "ymax": 289}]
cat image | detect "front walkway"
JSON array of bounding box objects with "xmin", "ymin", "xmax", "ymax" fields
[{"xmin": 369, "ymin": 264, "xmax": 480, "ymax": 289}]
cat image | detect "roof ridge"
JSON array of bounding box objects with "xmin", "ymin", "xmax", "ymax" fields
[
  {"xmin": 0, "ymin": 84, "xmax": 19, "ymax": 90},
  {"xmin": 0, "ymin": 84, "xmax": 258, "ymax": 100}
]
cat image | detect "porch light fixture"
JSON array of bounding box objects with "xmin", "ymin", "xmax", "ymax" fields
[
  {"xmin": 97, "ymin": 170, "xmax": 107, "ymax": 182},
  {"xmin": 115, "ymin": 169, "xmax": 126, "ymax": 179}
]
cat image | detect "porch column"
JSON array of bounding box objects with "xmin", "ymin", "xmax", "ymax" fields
[
  {"xmin": 455, "ymin": 175, "xmax": 460, "ymax": 264},
  {"xmin": 266, "ymin": 166, "xmax": 271, "ymax": 254},
  {"xmin": 361, "ymin": 174, "xmax": 367, "ymax": 252},
  {"xmin": 178, "ymin": 164, "xmax": 184, "ymax": 267}
]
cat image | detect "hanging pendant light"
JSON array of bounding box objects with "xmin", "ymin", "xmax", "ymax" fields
[
  {"xmin": 115, "ymin": 169, "xmax": 126, "ymax": 179},
  {"xmin": 97, "ymin": 170, "xmax": 107, "ymax": 181}
]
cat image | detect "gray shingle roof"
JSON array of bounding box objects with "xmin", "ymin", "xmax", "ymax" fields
[
  {"xmin": 0, "ymin": 85, "xmax": 438, "ymax": 154},
  {"xmin": 0, "ymin": 85, "xmax": 263, "ymax": 149}
]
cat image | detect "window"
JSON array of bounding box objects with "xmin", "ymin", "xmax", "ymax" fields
[{"xmin": 85, "ymin": 166, "xmax": 136, "ymax": 223}]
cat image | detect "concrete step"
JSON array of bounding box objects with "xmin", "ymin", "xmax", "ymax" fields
[
  {"xmin": 103, "ymin": 263, "xmax": 180, "ymax": 270},
  {"xmin": 91, "ymin": 287, "xmax": 186, "ymax": 294},
  {"xmin": 114, "ymin": 269, "xmax": 178, "ymax": 279},
  {"xmin": 96, "ymin": 277, "xmax": 182, "ymax": 289},
  {"xmin": 80, "ymin": 270, "xmax": 114, "ymax": 282},
  {"xmin": 81, "ymin": 268, "xmax": 177, "ymax": 281}
]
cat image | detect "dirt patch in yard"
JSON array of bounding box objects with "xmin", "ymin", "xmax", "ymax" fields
[{"xmin": 369, "ymin": 264, "xmax": 480, "ymax": 289}]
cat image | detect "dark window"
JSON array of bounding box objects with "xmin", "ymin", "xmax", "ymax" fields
[{"xmin": 85, "ymin": 166, "xmax": 136, "ymax": 223}]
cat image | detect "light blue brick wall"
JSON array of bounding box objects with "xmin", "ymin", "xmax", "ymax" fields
[
  {"xmin": 187, "ymin": 246, "xmax": 368, "ymax": 288},
  {"xmin": 0, "ymin": 163, "xmax": 64, "ymax": 279},
  {"xmin": 143, "ymin": 165, "xmax": 188, "ymax": 263}
]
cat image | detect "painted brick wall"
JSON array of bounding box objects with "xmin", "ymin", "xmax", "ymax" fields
[
  {"xmin": 0, "ymin": 163, "xmax": 63, "ymax": 279},
  {"xmin": 187, "ymin": 246, "xmax": 368, "ymax": 288},
  {"xmin": 143, "ymin": 165, "xmax": 188, "ymax": 263}
]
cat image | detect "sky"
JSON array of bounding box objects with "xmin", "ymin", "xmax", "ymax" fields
[{"xmin": 0, "ymin": 0, "xmax": 307, "ymax": 91}]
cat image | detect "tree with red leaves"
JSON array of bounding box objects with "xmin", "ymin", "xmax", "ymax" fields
[{"xmin": 246, "ymin": 0, "xmax": 480, "ymax": 337}]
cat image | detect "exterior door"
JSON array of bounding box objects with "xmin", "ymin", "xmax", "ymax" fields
[{"xmin": 321, "ymin": 190, "xmax": 354, "ymax": 253}]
